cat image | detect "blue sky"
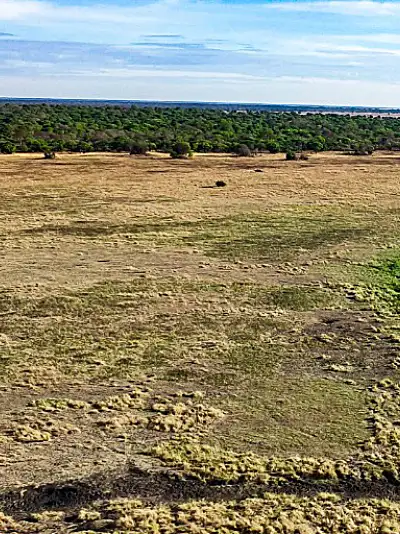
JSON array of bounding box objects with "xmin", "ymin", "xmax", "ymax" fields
[{"xmin": 1, "ymin": 0, "xmax": 400, "ymax": 105}]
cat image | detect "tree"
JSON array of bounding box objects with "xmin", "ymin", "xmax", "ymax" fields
[
  {"xmin": 306, "ymin": 136, "xmax": 326, "ymax": 152},
  {"xmin": 2, "ymin": 103, "xmax": 400, "ymax": 156},
  {"xmin": 266, "ymin": 140, "xmax": 281, "ymax": 154},
  {"xmin": 170, "ymin": 141, "xmax": 192, "ymax": 159}
]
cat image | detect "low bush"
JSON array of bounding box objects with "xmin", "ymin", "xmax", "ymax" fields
[
  {"xmin": 170, "ymin": 141, "xmax": 192, "ymax": 159},
  {"xmin": 129, "ymin": 141, "xmax": 149, "ymax": 155},
  {"xmin": 234, "ymin": 144, "xmax": 254, "ymax": 157},
  {"xmin": 286, "ymin": 152, "xmax": 309, "ymax": 161}
]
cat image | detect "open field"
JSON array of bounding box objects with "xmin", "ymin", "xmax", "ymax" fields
[{"xmin": 1, "ymin": 151, "xmax": 400, "ymax": 532}]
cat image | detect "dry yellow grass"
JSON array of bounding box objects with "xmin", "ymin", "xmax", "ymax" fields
[
  {"xmin": 0, "ymin": 152, "xmax": 400, "ymax": 528},
  {"xmin": 0, "ymin": 151, "xmax": 398, "ymax": 288}
]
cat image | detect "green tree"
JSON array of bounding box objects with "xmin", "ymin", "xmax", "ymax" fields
[
  {"xmin": 170, "ymin": 141, "xmax": 192, "ymax": 159},
  {"xmin": 0, "ymin": 141, "xmax": 16, "ymax": 154}
]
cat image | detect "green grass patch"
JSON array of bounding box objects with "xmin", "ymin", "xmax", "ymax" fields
[
  {"xmin": 161, "ymin": 206, "xmax": 397, "ymax": 263},
  {"xmin": 341, "ymin": 251, "xmax": 400, "ymax": 316},
  {"xmin": 210, "ymin": 376, "xmax": 367, "ymax": 458}
]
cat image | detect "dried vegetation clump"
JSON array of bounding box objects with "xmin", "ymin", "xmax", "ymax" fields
[
  {"xmin": 2, "ymin": 416, "xmax": 79, "ymax": 443},
  {"xmin": 7, "ymin": 493, "xmax": 400, "ymax": 533},
  {"xmin": 151, "ymin": 378, "xmax": 400, "ymax": 486},
  {"xmin": 148, "ymin": 398, "xmax": 224, "ymax": 433},
  {"xmin": 0, "ymin": 388, "xmax": 224, "ymax": 443}
]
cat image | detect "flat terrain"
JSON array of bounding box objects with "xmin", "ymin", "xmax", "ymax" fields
[{"xmin": 1, "ymin": 152, "xmax": 400, "ymax": 532}]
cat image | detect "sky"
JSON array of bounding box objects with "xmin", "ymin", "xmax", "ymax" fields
[{"xmin": 1, "ymin": 0, "xmax": 400, "ymax": 105}]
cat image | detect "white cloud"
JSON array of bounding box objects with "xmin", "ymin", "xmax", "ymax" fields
[
  {"xmin": 70, "ymin": 67, "xmax": 266, "ymax": 80},
  {"xmin": 3, "ymin": 58, "xmax": 53, "ymax": 67},
  {"xmin": 0, "ymin": 0, "xmax": 187, "ymax": 24},
  {"xmin": 1, "ymin": 0, "xmax": 45, "ymax": 20},
  {"xmin": 2, "ymin": 0, "xmax": 400, "ymax": 33},
  {"xmin": 2, "ymin": 0, "xmax": 400, "ymax": 47},
  {"xmin": 0, "ymin": 0, "xmax": 210, "ymax": 45},
  {"xmin": 258, "ymin": 35, "xmax": 400, "ymax": 59},
  {"xmin": 308, "ymin": 42, "xmax": 400, "ymax": 56},
  {"xmin": 336, "ymin": 33, "xmax": 400, "ymax": 45},
  {"xmin": 265, "ymin": 1, "xmax": 400, "ymax": 16}
]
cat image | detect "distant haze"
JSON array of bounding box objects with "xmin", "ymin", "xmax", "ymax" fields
[{"xmin": 2, "ymin": 98, "xmax": 400, "ymax": 116}]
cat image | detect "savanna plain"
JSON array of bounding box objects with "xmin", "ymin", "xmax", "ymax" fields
[{"xmin": 1, "ymin": 151, "xmax": 400, "ymax": 533}]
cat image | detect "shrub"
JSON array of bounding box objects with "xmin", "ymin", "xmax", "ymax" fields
[
  {"xmin": 346, "ymin": 144, "xmax": 374, "ymax": 156},
  {"xmin": 285, "ymin": 151, "xmax": 297, "ymax": 161},
  {"xmin": 170, "ymin": 141, "xmax": 192, "ymax": 159},
  {"xmin": 77, "ymin": 142, "xmax": 93, "ymax": 153},
  {"xmin": 0, "ymin": 141, "xmax": 16, "ymax": 154},
  {"xmin": 353, "ymin": 149, "xmax": 374, "ymax": 156},
  {"xmin": 129, "ymin": 141, "xmax": 149, "ymax": 156},
  {"xmin": 234, "ymin": 144, "xmax": 253, "ymax": 157},
  {"xmin": 286, "ymin": 152, "xmax": 309, "ymax": 161}
]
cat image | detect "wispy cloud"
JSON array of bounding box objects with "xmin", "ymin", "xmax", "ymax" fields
[
  {"xmin": 4, "ymin": 0, "xmax": 400, "ymax": 23},
  {"xmin": 265, "ymin": 1, "xmax": 400, "ymax": 16},
  {"xmin": 0, "ymin": 0, "xmax": 185, "ymax": 24},
  {"xmin": 1, "ymin": 0, "xmax": 400, "ymax": 105},
  {"xmin": 131, "ymin": 41, "xmax": 207, "ymax": 49},
  {"xmin": 143, "ymin": 34, "xmax": 184, "ymax": 39},
  {"xmin": 71, "ymin": 67, "xmax": 267, "ymax": 82},
  {"xmin": 335, "ymin": 32, "xmax": 400, "ymax": 45},
  {"xmin": 0, "ymin": 0, "xmax": 44, "ymax": 20}
]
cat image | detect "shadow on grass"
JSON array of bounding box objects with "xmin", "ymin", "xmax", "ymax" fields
[
  {"xmin": 21, "ymin": 210, "xmax": 375, "ymax": 265},
  {"xmin": 2, "ymin": 462, "xmax": 400, "ymax": 515},
  {"xmin": 22, "ymin": 218, "xmax": 203, "ymax": 237}
]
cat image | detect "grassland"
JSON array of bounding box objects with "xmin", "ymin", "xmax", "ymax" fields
[{"xmin": 0, "ymin": 151, "xmax": 400, "ymax": 532}]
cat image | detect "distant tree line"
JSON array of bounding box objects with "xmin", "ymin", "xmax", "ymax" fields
[{"xmin": 0, "ymin": 103, "xmax": 399, "ymax": 155}]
